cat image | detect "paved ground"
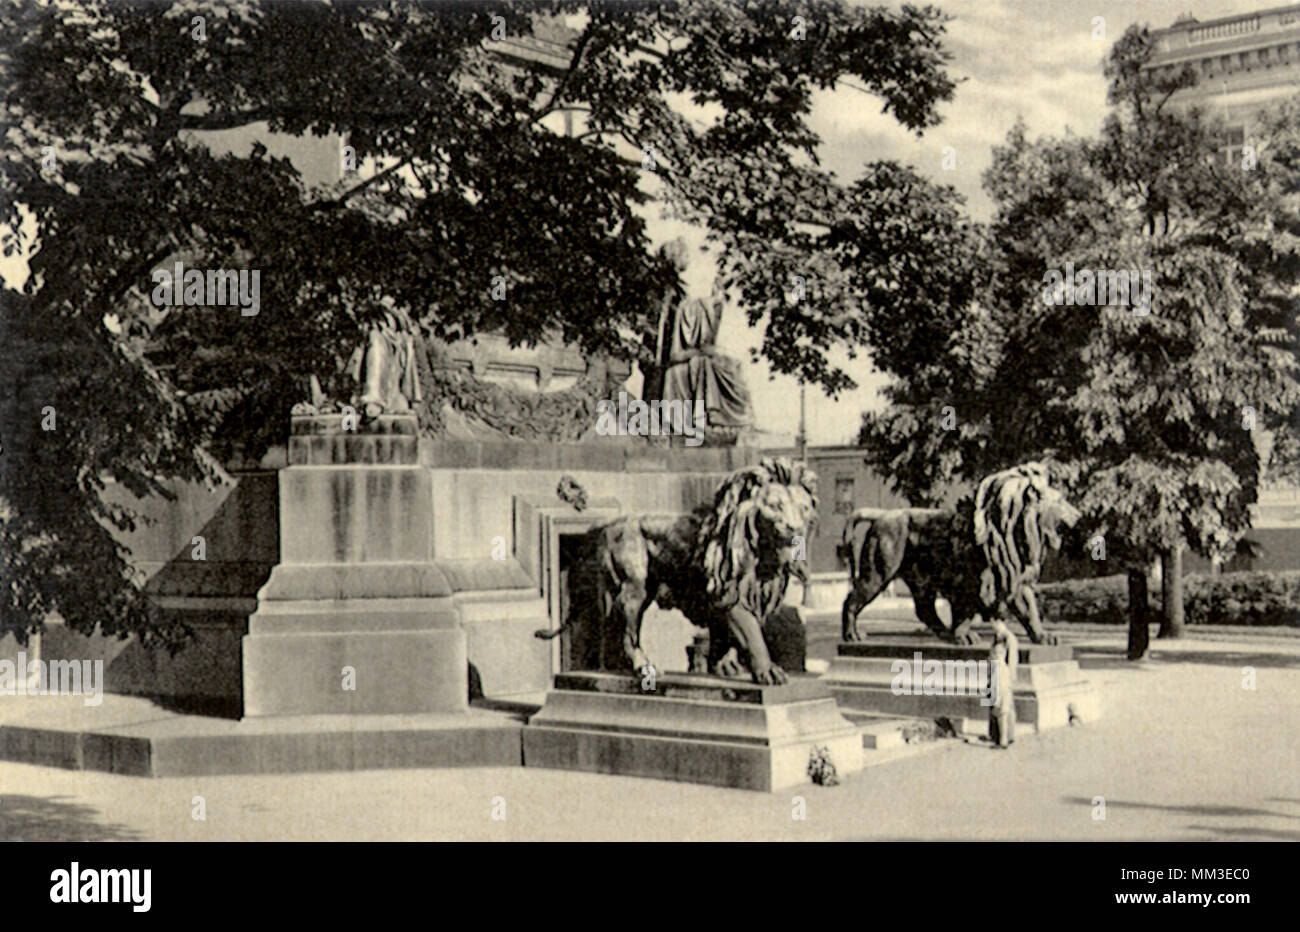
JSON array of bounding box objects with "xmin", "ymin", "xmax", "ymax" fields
[{"xmin": 2, "ymin": 622, "xmax": 1299, "ymax": 841}]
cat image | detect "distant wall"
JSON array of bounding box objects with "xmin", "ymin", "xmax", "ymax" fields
[{"xmin": 1183, "ymin": 528, "xmax": 1300, "ymax": 575}]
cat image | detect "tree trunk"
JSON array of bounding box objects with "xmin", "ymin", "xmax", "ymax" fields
[
  {"xmin": 1158, "ymin": 545, "xmax": 1184, "ymax": 639},
  {"xmin": 1127, "ymin": 568, "xmax": 1150, "ymax": 661}
]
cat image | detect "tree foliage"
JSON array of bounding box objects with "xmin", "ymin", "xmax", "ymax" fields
[{"xmin": 859, "ymin": 24, "xmax": 1300, "ymax": 581}]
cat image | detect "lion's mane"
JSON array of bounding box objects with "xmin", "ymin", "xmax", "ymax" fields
[
  {"xmin": 972, "ymin": 462, "xmax": 1055, "ymax": 608},
  {"xmin": 697, "ymin": 457, "xmax": 818, "ymax": 620}
]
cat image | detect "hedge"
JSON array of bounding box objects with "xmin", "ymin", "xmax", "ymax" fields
[{"xmin": 1036, "ymin": 571, "xmax": 1300, "ymax": 628}]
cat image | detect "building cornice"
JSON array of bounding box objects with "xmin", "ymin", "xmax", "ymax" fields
[
  {"xmin": 1161, "ymin": 4, "xmax": 1300, "ymax": 36},
  {"xmin": 1151, "ymin": 4, "xmax": 1300, "ymax": 69}
]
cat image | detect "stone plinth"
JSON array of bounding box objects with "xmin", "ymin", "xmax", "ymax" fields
[
  {"xmin": 823, "ymin": 638, "xmax": 1101, "ymax": 733},
  {"xmin": 243, "ymin": 415, "xmax": 467, "ymax": 717},
  {"xmin": 288, "ymin": 413, "xmax": 419, "ymax": 466},
  {"xmin": 522, "ymin": 671, "xmax": 863, "ymax": 791}
]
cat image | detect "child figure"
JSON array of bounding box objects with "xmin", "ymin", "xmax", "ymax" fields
[{"xmin": 988, "ymin": 618, "xmax": 1018, "ymax": 748}]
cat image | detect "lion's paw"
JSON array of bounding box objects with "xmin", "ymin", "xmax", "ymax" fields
[
  {"xmin": 842, "ymin": 628, "xmax": 860, "ymax": 643},
  {"xmin": 752, "ymin": 664, "xmax": 788, "ymax": 685},
  {"xmin": 953, "ymin": 630, "xmax": 983, "ymax": 645},
  {"xmin": 714, "ymin": 648, "xmax": 745, "ymax": 679},
  {"xmin": 1039, "ymin": 631, "xmax": 1059, "ymax": 646}
]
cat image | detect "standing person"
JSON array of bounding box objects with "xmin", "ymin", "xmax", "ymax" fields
[{"xmin": 988, "ymin": 618, "xmax": 1018, "ymax": 748}]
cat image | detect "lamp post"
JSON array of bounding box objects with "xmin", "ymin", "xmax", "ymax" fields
[
  {"xmin": 798, "ymin": 380, "xmax": 807, "ymax": 465},
  {"xmin": 798, "ymin": 379, "xmax": 810, "ymax": 608}
]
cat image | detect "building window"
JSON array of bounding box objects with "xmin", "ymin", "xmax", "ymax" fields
[{"xmin": 834, "ymin": 476, "xmax": 855, "ymax": 515}]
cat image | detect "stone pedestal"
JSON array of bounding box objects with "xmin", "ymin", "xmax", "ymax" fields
[
  {"xmin": 243, "ymin": 415, "xmax": 467, "ymax": 716},
  {"xmin": 823, "ymin": 638, "xmax": 1101, "ymax": 733},
  {"xmin": 523, "ymin": 671, "xmax": 863, "ymax": 791}
]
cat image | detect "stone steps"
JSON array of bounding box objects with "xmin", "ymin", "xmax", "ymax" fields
[{"xmin": 0, "ymin": 695, "xmax": 522, "ymax": 778}]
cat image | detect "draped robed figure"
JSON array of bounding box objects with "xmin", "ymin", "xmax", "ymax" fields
[
  {"xmin": 643, "ymin": 240, "xmax": 754, "ymax": 442},
  {"xmin": 347, "ymin": 305, "xmax": 423, "ymax": 420}
]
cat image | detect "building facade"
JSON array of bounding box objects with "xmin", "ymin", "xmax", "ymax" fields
[
  {"xmin": 1146, "ymin": 6, "xmax": 1300, "ymax": 571},
  {"xmin": 1147, "ymin": 5, "xmax": 1300, "ymax": 150}
]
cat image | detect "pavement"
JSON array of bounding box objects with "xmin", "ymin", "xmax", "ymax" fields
[{"xmin": 2, "ymin": 619, "xmax": 1298, "ymax": 841}]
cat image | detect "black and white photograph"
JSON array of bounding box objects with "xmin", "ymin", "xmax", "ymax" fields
[{"xmin": 0, "ymin": 0, "xmax": 1295, "ymax": 902}]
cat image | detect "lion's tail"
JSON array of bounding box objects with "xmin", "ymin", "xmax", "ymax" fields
[
  {"xmin": 837, "ymin": 509, "xmax": 888, "ymax": 571},
  {"xmin": 836, "ymin": 519, "xmax": 856, "ymax": 568}
]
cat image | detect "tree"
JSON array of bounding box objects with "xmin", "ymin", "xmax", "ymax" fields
[
  {"xmin": 857, "ymin": 25, "xmax": 1300, "ymax": 657},
  {"xmin": 1, "ymin": 1, "xmax": 959, "ymax": 646}
]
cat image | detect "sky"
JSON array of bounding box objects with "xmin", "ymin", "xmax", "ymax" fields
[{"xmin": 1, "ymin": 0, "xmax": 1274, "ymax": 446}]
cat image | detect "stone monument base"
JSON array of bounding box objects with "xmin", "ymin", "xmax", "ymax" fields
[
  {"xmin": 0, "ymin": 694, "xmax": 520, "ymax": 778},
  {"xmin": 823, "ymin": 639, "xmax": 1101, "ymax": 733},
  {"xmin": 242, "ymin": 413, "xmax": 469, "ymax": 717},
  {"xmin": 522, "ymin": 671, "xmax": 863, "ymax": 791},
  {"xmin": 243, "ymin": 588, "xmax": 467, "ymax": 716}
]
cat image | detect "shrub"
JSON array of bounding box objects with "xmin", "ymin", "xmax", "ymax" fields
[
  {"xmin": 1036, "ymin": 575, "xmax": 1138, "ymax": 626},
  {"xmin": 1036, "ymin": 571, "xmax": 1300, "ymax": 628}
]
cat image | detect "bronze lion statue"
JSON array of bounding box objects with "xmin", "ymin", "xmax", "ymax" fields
[
  {"xmin": 838, "ymin": 462, "xmax": 1080, "ymax": 645},
  {"xmin": 537, "ymin": 457, "xmax": 817, "ymax": 684}
]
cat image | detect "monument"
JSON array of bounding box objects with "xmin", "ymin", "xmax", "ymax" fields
[
  {"xmin": 6, "ymin": 320, "xmax": 1097, "ymax": 779},
  {"xmin": 824, "ymin": 463, "xmax": 1103, "ymax": 734},
  {"xmin": 246, "ymin": 311, "xmax": 464, "ymax": 715},
  {"xmin": 641, "ymin": 239, "xmax": 755, "ymax": 446},
  {"xmin": 523, "ymin": 458, "xmax": 865, "ymax": 790}
]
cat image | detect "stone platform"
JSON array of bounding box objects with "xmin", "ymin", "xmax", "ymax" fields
[
  {"xmin": 823, "ymin": 638, "xmax": 1102, "ymax": 733},
  {"xmin": 0, "ymin": 695, "xmax": 523, "ymax": 777},
  {"xmin": 244, "ymin": 414, "xmax": 467, "ymax": 716},
  {"xmin": 522, "ymin": 671, "xmax": 864, "ymax": 791}
]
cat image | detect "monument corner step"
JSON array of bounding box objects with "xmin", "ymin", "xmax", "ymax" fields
[
  {"xmin": 837, "ymin": 638, "xmax": 1075, "ymax": 664},
  {"xmin": 551, "ymin": 669, "xmax": 833, "ymax": 705}
]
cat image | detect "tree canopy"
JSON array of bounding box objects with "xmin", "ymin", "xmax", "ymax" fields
[
  {"xmin": 0, "ymin": 0, "xmax": 960, "ymax": 644},
  {"xmin": 859, "ymin": 24, "xmax": 1300, "ymax": 585}
]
